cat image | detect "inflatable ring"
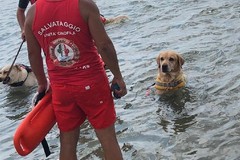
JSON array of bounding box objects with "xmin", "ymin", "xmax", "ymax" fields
[{"xmin": 13, "ymin": 91, "xmax": 56, "ymax": 156}]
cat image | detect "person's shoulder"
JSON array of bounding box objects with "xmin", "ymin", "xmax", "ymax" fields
[
  {"xmin": 79, "ymin": 0, "xmax": 99, "ymax": 18},
  {"xmin": 80, "ymin": 0, "xmax": 97, "ymax": 9},
  {"xmin": 25, "ymin": 3, "xmax": 36, "ymax": 25},
  {"xmin": 80, "ymin": 0, "xmax": 95, "ymax": 5},
  {"xmin": 27, "ymin": 3, "xmax": 36, "ymax": 14}
]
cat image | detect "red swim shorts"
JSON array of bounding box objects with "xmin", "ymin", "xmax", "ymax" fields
[{"xmin": 51, "ymin": 77, "xmax": 116, "ymax": 132}]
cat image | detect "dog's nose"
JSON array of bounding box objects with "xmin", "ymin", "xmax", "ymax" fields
[
  {"xmin": 162, "ymin": 64, "xmax": 169, "ymax": 73},
  {"xmin": 3, "ymin": 77, "xmax": 10, "ymax": 84}
]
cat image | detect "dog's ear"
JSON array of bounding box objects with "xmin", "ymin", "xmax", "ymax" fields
[
  {"xmin": 15, "ymin": 64, "xmax": 22, "ymax": 71},
  {"xmin": 178, "ymin": 54, "xmax": 185, "ymax": 68},
  {"xmin": 156, "ymin": 54, "xmax": 161, "ymax": 68}
]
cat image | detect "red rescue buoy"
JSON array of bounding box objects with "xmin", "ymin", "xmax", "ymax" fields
[{"xmin": 13, "ymin": 91, "xmax": 56, "ymax": 156}]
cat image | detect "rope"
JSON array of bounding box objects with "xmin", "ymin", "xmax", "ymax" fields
[{"xmin": 3, "ymin": 40, "xmax": 24, "ymax": 84}]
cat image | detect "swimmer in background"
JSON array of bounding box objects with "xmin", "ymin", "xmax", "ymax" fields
[{"xmin": 100, "ymin": 14, "xmax": 128, "ymax": 25}]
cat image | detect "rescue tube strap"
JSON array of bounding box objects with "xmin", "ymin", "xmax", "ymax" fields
[{"xmin": 41, "ymin": 138, "xmax": 51, "ymax": 157}]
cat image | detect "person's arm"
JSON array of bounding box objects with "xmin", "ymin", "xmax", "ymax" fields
[
  {"xmin": 25, "ymin": 4, "xmax": 48, "ymax": 93},
  {"xmin": 80, "ymin": 0, "xmax": 127, "ymax": 97},
  {"xmin": 16, "ymin": 8, "xmax": 25, "ymax": 33},
  {"xmin": 17, "ymin": 0, "xmax": 30, "ymax": 40}
]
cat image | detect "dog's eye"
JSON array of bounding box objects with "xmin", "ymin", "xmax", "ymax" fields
[
  {"xmin": 169, "ymin": 58, "xmax": 175, "ymax": 61},
  {"xmin": 3, "ymin": 71, "xmax": 9, "ymax": 74},
  {"xmin": 160, "ymin": 57, "xmax": 164, "ymax": 61}
]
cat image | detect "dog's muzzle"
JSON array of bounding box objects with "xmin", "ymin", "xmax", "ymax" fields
[
  {"xmin": 3, "ymin": 76, "xmax": 10, "ymax": 84},
  {"xmin": 162, "ymin": 64, "xmax": 169, "ymax": 73}
]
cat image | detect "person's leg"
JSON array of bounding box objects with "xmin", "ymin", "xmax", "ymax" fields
[
  {"xmin": 51, "ymin": 84, "xmax": 85, "ymax": 159},
  {"xmin": 95, "ymin": 124, "xmax": 123, "ymax": 160},
  {"xmin": 59, "ymin": 127, "xmax": 80, "ymax": 160}
]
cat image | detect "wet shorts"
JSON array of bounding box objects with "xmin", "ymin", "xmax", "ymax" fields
[{"xmin": 51, "ymin": 77, "xmax": 116, "ymax": 132}]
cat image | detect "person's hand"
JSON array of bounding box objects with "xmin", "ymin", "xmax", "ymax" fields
[
  {"xmin": 111, "ymin": 77, "xmax": 127, "ymax": 99},
  {"xmin": 21, "ymin": 30, "xmax": 26, "ymax": 42},
  {"xmin": 32, "ymin": 79, "xmax": 50, "ymax": 106}
]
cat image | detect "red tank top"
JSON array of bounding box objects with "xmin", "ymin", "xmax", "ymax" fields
[{"xmin": 33, "ymin": 0, "xmax": 105, "ymax": 85}]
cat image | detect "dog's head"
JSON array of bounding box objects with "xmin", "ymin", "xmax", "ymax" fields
[
  {"xmin": 156, "ymin": 50, "xmax": 184, "ymax": 74},
  {"xmin": 0, "ymin": 64, "xmax": 23, "ymax": 84}
]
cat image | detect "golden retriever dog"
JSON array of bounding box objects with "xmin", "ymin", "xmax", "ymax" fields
[
  {"xmin": 0, "ymin": 64, "xmax": 37, "ymax": 87},
  {"xmin": 154, "ymin": 50, "xmax": 186, "ymax": 94}
]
